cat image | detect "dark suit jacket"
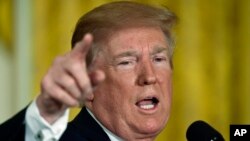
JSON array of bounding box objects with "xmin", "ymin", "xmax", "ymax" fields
[{"xmin": 0, "ymin": 107, "xmax": 111, "ymax": 141}]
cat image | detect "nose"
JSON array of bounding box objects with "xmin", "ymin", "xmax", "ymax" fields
[{"xmin": 138, "ymin": 62, "xmax": 157, "ymax": 86}]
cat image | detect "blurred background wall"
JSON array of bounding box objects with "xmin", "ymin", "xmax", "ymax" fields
[{"xmin": 0, "ymin": 0, "xmax": 249, "ymax": 140}]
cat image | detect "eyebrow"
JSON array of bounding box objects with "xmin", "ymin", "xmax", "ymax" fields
[
  {"xmin": 150, "ymin": 46, "xmax": 168, "ymax": 55},
  {"xmin": 113, "ymin": 50, "xmax": 138, "ymax": 59},
  {"xmin": 113, "ymin": 46, "xmax": 168, "ymax": 59}
]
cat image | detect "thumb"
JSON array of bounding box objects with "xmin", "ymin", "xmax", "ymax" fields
[{"xmin": 88, "ymin": 70, "xmax": 106, "ymax": 87}]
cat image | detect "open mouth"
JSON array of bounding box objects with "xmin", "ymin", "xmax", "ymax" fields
[{"xmin": 136, "ymin": 97, "xmax": 159, "ymax": 110}]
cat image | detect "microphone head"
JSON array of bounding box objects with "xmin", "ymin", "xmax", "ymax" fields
[{"xmin": 186, "ymin": 120, "xmax": 224, "ymax": 141}]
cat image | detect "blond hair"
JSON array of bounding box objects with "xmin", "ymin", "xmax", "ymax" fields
[{"xmin": 71, "ymin": 1, "xmax": 177, "ymax": 67}]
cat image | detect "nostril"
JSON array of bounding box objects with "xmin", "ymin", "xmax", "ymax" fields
[
  {"xmin": 138, "ymin": 73, "xmax": 157, "ymax": 86},
  {"xmin": 143, "ymin": 76, "xmax": 156, "ymax": 85}
]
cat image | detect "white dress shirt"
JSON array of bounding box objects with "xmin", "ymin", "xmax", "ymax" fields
[
  {"xmin": 25, "ymin": 99, "xmax": 123, "ymax": 141},
  {"xmin": 25, "ymin": 99, "xmax": 69, "ymax": 141}
]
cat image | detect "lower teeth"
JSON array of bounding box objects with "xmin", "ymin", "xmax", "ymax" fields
[{"xmin": 140, "ymin": 104, "xmax": 154, "ymax": 109}]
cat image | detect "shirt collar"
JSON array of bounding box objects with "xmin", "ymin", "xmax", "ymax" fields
[{"xmin": 86, "ymin": 108, "xmax": 124, "ymax": 141}]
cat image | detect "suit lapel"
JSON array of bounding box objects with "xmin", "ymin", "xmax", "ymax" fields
[{"xmin": 60, "ymin": 108, "xmax": 110, "ymax": 141}]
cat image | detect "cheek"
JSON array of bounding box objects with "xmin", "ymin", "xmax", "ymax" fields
[
  {"xmin": 157, "ymin": 70, "xmax": 172, "ymax": 87},
  {"xmin": 100, "ymin": 71, "xmax": 135, "ymax": 101},
  {"xmin": 93, "ymin": 77, "xmax": 134, "ymax": 121},
  {"xmin": 157, "ymin": 70, "xmax": 173, "ymax": 101},
  {"xmin": 106, "ymin": 69, "xmax": 136, "ymax": 90},
  {"xmin": 106, "ymin": 72, "xmax": 138, "ymax": 107}
]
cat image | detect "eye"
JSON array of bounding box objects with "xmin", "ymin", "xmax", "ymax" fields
[
  {"xmin": 118, "ymin": 61, "xmax": 132, "ymax": 65},
  {"xmin": 116, "ymin": 58, "xmax": 137, "ymax": 70},
  {"xmin": 153, "ymin": 57, "xmax": 166, "ymax": 62}
]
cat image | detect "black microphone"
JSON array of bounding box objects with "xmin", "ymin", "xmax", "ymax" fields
[{"xmin": 186, "ymin": 120, "xmax": 225, "ymax": 141}]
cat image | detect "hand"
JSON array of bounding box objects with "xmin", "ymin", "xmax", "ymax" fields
[{"xmin": 36, "ymin": 34, "xmax": 105, "ymax": 124}]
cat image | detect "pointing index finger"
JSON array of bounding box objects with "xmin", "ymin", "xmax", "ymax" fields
[{"xmin": 70, "ymin": 33, "xmax": 93, "ymax": 60}]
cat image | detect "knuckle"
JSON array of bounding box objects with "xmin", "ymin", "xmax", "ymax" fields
[
  {"xmin": 70, "ymin": 61, "xmax": 83, "ymax": 72},
  {"xmin": 63, "ymin": 77, "xmax": 76, "ymax": 88},
  {"xmin": 67, "ymin": 101, "xmax": 78, "ymax": 107},
  {"xmin": 45, "ymin": 86, "xmax": 78, "ymax": 107},
  {"xmin": 51, "ymin": 88, "xmax": 65, "ymax": 102},
  {"xmin": 53, "ymin": 56, "xmax": 64, "ymax": 65},
  {"xmin": 41, "ymin": 75, "xmax": 52, "ymax": 90},
  {"xmin": 79, "ymin": 81, "xmax": 89, "ymax": 90}
]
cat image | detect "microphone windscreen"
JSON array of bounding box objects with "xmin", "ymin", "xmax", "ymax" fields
[{"xmin": 186, "ymin": 120, "xmax": 224, "ymax": 141}]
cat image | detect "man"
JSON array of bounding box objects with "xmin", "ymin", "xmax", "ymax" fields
[{"xmin": 0, "ymin": 1, "xmax": 177, "ymax": 141}]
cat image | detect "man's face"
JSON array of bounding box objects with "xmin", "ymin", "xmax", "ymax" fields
[{"xmin": 88, "ymin": 27, "xmax": 172, "ymax": 140}]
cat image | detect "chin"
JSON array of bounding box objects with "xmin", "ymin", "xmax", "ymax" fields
[{"xmin": 139, "ymin": 118, "xmax": 167, "ymax": 136}]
